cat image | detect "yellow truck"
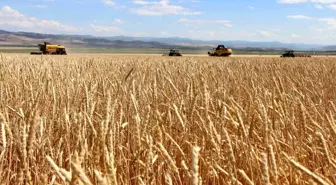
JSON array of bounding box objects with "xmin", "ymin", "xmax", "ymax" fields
[
  {"xmin": 208, "ymin": 45, "xmax": 232, "ymax": 57},
  {"xmin": 30, "ymin": 42, "xmax": 67, "ymax": 55}
]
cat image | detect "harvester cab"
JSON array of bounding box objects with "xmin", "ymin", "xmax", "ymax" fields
[
  {"xmin": 31, "ymin": 42, "xmax": 67, "ymax": 55},
  {"xmin": 216, "ymin": 45, "xmax": 225, "ymax": 50},
  {"xmin": 36, "ymin": 42, "xmax": 49, "ymax": 54},
  {"xmin": 208, "ymin": 45, "xmax": 232, "ymax": 57}
]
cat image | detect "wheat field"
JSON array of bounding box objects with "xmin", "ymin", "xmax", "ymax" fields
[{"xmin": 0, "ymin": 54, "xmax": 336, "ymax": 185}]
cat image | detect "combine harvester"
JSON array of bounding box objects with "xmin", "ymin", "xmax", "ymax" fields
[
  {"xmin": 163, "ymin": 49, "xmax": 182, "ymax": 56},
  {"xmin": 208, "ymin": 45, "xmax": 232, "ymax": 57},
  {"xmin": 30, "ymin": 42, "xmax": 67, "ymax": 55},
  {"xmin": 280, "ymin": 50, "xmax": 311, "ymax": 57}
]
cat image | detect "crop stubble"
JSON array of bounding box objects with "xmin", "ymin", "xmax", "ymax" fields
[{"xmin": 0, "ymin": 54, "xmax": 336, "ymax": 184}]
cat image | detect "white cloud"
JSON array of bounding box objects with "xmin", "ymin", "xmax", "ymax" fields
[
  {"xmin": 33, "ymin": 4, "xmax": 48, "ymax": 8},
  {"xmin": 179, "ymin": 18, "xmax": 232, "ymax": 27},
  {"xmin": 248, "ymin": 5, "xmax": 255, "ymax": 10},
  {"xmin": 314, "ymin": 4, "xmax": 324, "ymax": 8},
  {"xmin": 113, "ymin": 18, "xmax": 124, "ymax": 24},
  {"xmin": 90, "ymin": 24, "xmax": 121, "ymax": 33},
  {"xmin": 160, "ymin": 31, "xmax": 171, "ymax": 37},
  {"xmin": 278, "ymin": 0, "xmax": 336, "ymax": 13},
  {"xmin": 278, "ymin": 0, "xmax": 307, "ymax": 4},
  {"xmin": 131, "ymin": 0, "xmax": 202, "ymax": 16},
  {"xmin": 208, "ymin": 31, "xmax": 217, "ymax": 37},
  {"xmin": 287, "ymin": 15, "xmax": 312, "ymax": 19},
  {"xmin": 257, "ymin": 30, "xmax": 277, "ymax": 37},
  {"xmin": 317, "ymin": 18, "xmax": 336, "ymax": 28},
  {"xmin": 329, "ymin": 4, "xmax": 336, "ymax": 9},
  {"xmin": 102, "ymin": 0, "xmax": 115, "ymax": 6},
  {"xmin": 291, "ymin": 33, "xmax": 302, "ymax": 38},
  {"xmin": 279, "ymin": 0, "xmax": 336, "ymax": 8},
  {"xmin": 287, "ymin": 14, "xmax": 336, "ymax": 29},
  {"xmin": 0, "ymin": 5, "xmax": 78, "ymax": 33},
  {"xmin": 133, "ymin": 0, "xmax": 153, "ymax": 5},
  {"xmin": 176, "ymin": 0, "xmax": 201, "ymax": 3},
  {"xmin": 278, "ymin": 0, "xmax": 336, "ymax": 3},
  {"xmin": 311, "ymin": 0, "xmax": 336, "ymax": 3}
]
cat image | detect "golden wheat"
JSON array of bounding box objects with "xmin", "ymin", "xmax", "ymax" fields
[{"xmin": 0, "ymin": 54, "xmax": 335, "ymax": 184}]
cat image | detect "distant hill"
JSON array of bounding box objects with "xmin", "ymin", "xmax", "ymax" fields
[
  {"xmin": 322, "ymin": 45, "xmax": 336, "ymax": 51},
  {"xmin": 106, "ymin": 36, "xmax": 325, "ymax": 50},
  {"xmin": 0, "ymin": 30, "xmax": 202, "ymax": 50},
  {"xmin": 0, "ymin": 29, "xmax": 333, "ymax": 51}
]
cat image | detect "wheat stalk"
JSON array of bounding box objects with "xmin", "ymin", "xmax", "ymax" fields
[
  {"xmin": 268, "ymin": 144, "xmax": 278, "ymax": 184},
  {"xmin": 191, "ymin": 146, "xmax": 201, "ymax": 185},
  {"xmin": 0, "ymin": 114, "xmax": 6, "ymax": 154},
  {"xmin": 238, "ymin": 169, "xmax": 254, "ymax": 185},
  {"xmin": 283, "ymin": 152, "xmax": 330, "ymax": 185},
  {"xmin": 157, "ymin": 143, "xmax": 179, "ymax": 174}
]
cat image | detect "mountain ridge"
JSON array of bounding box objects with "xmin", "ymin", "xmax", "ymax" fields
[
  {"xmin": 106, "ymin": 36, "xmax": 326, "ymax": 50},
  {"xmin": 0, "ymin": 29, "xmax": 335, "ymax": 51}
]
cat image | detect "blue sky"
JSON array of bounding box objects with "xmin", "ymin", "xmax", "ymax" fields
[{"xmin": 0, "ymin": 0, "xmax": 335, "ymax": 44}]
